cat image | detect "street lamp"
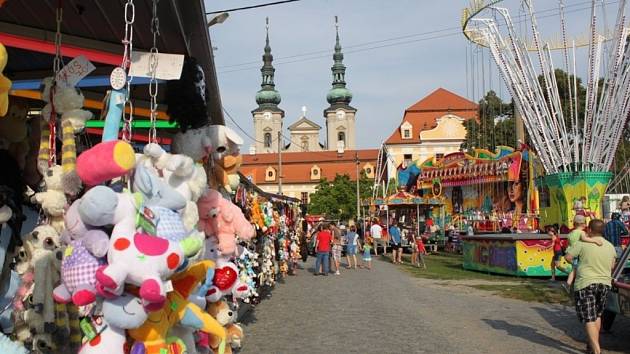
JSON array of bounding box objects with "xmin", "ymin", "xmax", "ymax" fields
[{"xmin": 207, "ymin": 12, "xmax": 229, "ymax": 27}]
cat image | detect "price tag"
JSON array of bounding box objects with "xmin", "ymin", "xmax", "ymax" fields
[
  {"xmin": 56, "ymin": 55, "xmax": 96, "ymax": 88},
  {"xmin": 110, "ymin": 67, "xmax": 127, "ymax": 90},
  {"xmin": 129, "ymin": 51, "xmax": 185, "ymax": 80}
]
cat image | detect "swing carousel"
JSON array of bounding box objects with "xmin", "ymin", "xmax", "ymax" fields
[{"xmin": 463, "ymin": 0, "xmax": 630, "ymax": 229}]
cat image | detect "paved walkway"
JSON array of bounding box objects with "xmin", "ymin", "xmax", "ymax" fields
[{"xmin": 239, "ymin": 257, "xmax": 630, "ymax": 354}]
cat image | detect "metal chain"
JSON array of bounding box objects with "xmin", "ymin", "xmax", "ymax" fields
[
  {"xmin": 121, "ymin": 0, "xmax": 135, "ymax": 142},
  {"xmin": 49, "ymin": 1, "xmax": 63, "ymax": 167},
  {"xmin": 148, "ymin": 0, "xmax": 160, "ymax": 143},
  {"xmin": 53, "ymin": 4, "xmax": 63, "ymax": 74}
]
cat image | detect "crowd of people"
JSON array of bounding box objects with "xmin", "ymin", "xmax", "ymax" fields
[
  {"xmin": 309, "ymin": 218, "xmax": 430, "ymax": 275},
  {"xmin": 548, "ymin": 215, "xmax": 622, "ymax": 354}
]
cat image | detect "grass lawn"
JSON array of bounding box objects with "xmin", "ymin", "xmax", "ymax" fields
[{"xmin": 393, "ymin": 252, "xmax": 571, "ymax": 305}]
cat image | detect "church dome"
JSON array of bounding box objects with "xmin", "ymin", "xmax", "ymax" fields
[
  {"xmin": 327, "ymin": 87, "xmax": 352, "ymax": 105},
  {"xmin": 256, "ymin": 88, "xmax": 281, "ymax": 106}
]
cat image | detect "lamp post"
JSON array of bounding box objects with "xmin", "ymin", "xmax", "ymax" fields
[{"xmin": 207, "ymin": 12, "xmax": 229, "ymax": 27}]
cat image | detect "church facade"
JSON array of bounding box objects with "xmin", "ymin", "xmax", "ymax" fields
[{"xmin": 242, "ymin": 19, "xmax": 378, "ymax": 203}]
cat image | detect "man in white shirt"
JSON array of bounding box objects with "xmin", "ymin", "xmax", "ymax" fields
[{"xmin": 370, "ymin": 219, "xmax": 385, "ymax": 256}]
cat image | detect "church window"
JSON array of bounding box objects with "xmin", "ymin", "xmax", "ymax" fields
[
  {"xmin": 301, "ymin": 140, "xmax": 309, "ymax": 152},
  {"xmin": 338, "ymin": 131, "xmax": 346, "ymax": 144},
  {"xmin": 301, "ymin": 192, "xmax": 309, "ymax": 204},
  {"xmin": 264, "ymin": 133, "xmax": 272, "ymax": 148}
]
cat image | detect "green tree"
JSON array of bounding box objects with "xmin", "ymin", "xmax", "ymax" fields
[
  {"xmin": 308, "ymin": 173, "xmax": 373, "ymax": 221},
  {"xmin": 462, "ymin": 90, "xmax": 512, "ymax": 152}
]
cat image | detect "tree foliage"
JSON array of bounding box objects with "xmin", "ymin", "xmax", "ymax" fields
[
  {"xmin": 308, "ymin": 173, "xmax": 373, "ymax": 221},
  {"xmin": 462, "ymin": 90, "xmax": 513, "ymax": 152}
]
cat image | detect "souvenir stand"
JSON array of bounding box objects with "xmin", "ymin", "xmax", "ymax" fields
[
  {"xmin": 366, "ymin": 191, "xmax": 444, "ymax": 248},
  {"xmin": 233, "ymin": 173, "xmax": 302, "ymax": 303},
  {"xmin": 0, "ymin": 1, "xmax": 290, "ymax": 353}
]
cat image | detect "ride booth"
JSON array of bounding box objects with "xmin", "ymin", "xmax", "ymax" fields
[
  {"xmin": 369, "ymin": 191, "xmax": 444, "ymax": 248},
  {"xmin": 417, "ymin": 147, "xmax": 569, "ymax": 276}
]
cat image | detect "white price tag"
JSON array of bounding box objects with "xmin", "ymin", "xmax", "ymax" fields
[
  {"xmin": 56, "ymin": 55, "xmax": 96, "ymax": 88},
  {"xmin": 129, "ymin": 51, "xmax": 185, "ymax": 80},
  {"xmin": 164, "ymin": 280, "xmax": 174, "ymax": 293}
]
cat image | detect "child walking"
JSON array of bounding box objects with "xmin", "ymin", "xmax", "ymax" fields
[
  {"xmin": 415, "ymin": 233, "xmax": 427, "ymax": 269},
  {"xmin": 361, "ymin": 236, "xmax": 373, "ymax": 270},
  {"xmin": 564, "ymin": 215, "xmax": 603, "ymax": 291},
  {"xmin": 331, "ymin": 235, "xmax": 343, "ymax": 275}
]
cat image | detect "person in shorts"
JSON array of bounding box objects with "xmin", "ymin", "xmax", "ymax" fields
[
  {"xmin": 389, "ymin": 221, "xmax": 402, "ymax": 264},
  {"xmin": 565, "ymin": 219, "xmax": 616, "ymax": 354},
  {"xmin": 331, "ymin": 235, "xmax": 343, "ymax": 275},
  {"xmin": 344, "ymin": 225, "xmax": 359, "ymax": 269},
  {"xmin": 548, "ymin": 226, "xmax": 569, "ymax": 281}
]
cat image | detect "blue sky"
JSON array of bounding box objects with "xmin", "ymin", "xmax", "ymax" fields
[{"xmin": 205, "ymin": 0, "xmax": 619, "ymax": 149}]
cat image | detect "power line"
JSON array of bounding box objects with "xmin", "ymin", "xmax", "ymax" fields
[
  {"xmin": 207, "ymin": 0, "xmax": 301, "ymax": 15},
  {"xmin": 216, "ymin": 0, "xmax": 618, "ymax": 74}
]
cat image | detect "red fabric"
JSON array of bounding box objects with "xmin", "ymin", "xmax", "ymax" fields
[
  {"xmin": 553, "ymin": 237, "xmax": 563, "ymax": 252},
  {"xmin": 415, "ymin": 239, "xmax": 426, "ymax": 253},
  {"xmin": 316, "ymin": 230, "xmax": 332, "ymax": 252}
]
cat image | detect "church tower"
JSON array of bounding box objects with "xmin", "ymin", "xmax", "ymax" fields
[
  {"xmin": 253, "ymin": 18, "xmax": 284, "ymax": 154},
  {"xmin": 324, "ymin": 17, "xmax": 356, "ymax": 151}
]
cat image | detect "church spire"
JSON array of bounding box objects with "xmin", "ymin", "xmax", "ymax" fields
[
  {"xmin": 256, "ymin": 17, "xmax": 281, "ymax": 110},
  {"xmin": 327, "ymin": 16, "xmax": 352, "ymax": 107}
]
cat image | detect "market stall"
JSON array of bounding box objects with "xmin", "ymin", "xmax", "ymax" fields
[
  {"xmin": 365, "ymin": 190, "xmax": 444, "ymax": 247},
  {"xmin": 0, "ymin": 1, "xmax": 304, "ymax": 353},
  {"xmin": 417, "ymin": 147, "xmax": 540, "ymax": 234}
]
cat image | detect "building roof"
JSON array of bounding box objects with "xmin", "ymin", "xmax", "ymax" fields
[
  {"xmin": 241, "ymin": 149, "xmax": 379, "ymax": 185},
  {"xmin": 287, "ymin": 116, "xmax": 321, "ymax": 131},
  {"xmin": 385, "ymin": 88, "xmax": 478, "ymax": 145}
]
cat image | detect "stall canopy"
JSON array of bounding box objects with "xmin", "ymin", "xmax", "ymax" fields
[
  {"xmin": 0, "ymin": 0, "xmax": 225, "ymax": 132},
  {"xmin": 369, "ymin": 191, "xmax": 443, "ymax": 206}
]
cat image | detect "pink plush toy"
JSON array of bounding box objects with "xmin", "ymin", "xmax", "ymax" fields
[
  {"xmin": 197, "ymin": 190, "xmax": 254, "ymax": 256},
  {"xmin": 76, "ymin": 140, "xmax": 135, "ymax": 186}
]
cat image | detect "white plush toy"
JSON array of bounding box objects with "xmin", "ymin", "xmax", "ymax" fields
[
  {"xmin": 140, "ymin": 143, "xmax": 208, "ymax": 231},
  {"xmin": 171, "ymin": 126, "xmax": 213, "ymax": 162},
  {"xmin": 34, "ymin": 165, "xmax": 67, "ymax": 234}
]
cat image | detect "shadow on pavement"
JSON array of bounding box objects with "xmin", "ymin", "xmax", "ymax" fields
[
  {"xmin": 533, "ymin": 306, "xmax": 630, "ymax": 354},
  {"xmin": 482, "ymin": 319, "xmax": 582, "ymax": 354}
]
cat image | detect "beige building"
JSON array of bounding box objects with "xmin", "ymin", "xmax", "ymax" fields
[
  {"xmin": 285, "ymin": 109, "xmax": 324, "ymax": 152},
  {"xmin": 384, "ymin": 88, "xmax": 478, "ymax": 179}
]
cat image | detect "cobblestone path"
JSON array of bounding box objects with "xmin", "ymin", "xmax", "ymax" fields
[{"xmin": 239, "ymin": 258, "xmax": 630, "ymax": 354}]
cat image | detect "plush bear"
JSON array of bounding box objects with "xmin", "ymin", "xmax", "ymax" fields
[
  {"xmin": 197, "ymin": 238, "xmax": 249, "ymax": 304},
  {"xmin": 53, "ymin": 200, "xmax": 108, "ymax": 306},
  {"xmin": 197, "ymin": 189, "xmax": 255, "ymax": 256},
  {"xmin": 205, "ymin": 300, "xmax": 243, "ymax": 354},
  {"xmin": 80, "ymin": 186, "xmax": 201, "ymax": 311},
  {"xmin": 207, "ymin": 125, "xmax": 243, "ymax": 193},
  {"xmin": 34, "ymin": 165, "xmax": 66, "ymax": 234}
]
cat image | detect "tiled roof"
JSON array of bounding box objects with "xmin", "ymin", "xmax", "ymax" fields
[
  {"xmin": 241, "ymin": 149, "xmax": 379, "ymax": 184},
  {"xmin": 385, "ymin": 88, "xmax": 478, "ymax": 145}
]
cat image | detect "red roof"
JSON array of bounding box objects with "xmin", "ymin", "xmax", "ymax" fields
[
  {"xmin": 241, "ymin": 149, "xmax": 380, "ymax": 185},
  {"xmin": 385, "ymin": 88, "xmax": 478, "ymax": 145}
]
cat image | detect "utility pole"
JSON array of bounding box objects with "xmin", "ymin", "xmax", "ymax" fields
[
  {"xmin": 355, "ymin": 151, "xmax": 360, "ymax": 222},
  {"xmin": 278, "ymin": 130, "xmax": 283, "ymax": 195},
  {"xmin": 515, "ymin": 103, "xmax": 525, "ymax": 147}
]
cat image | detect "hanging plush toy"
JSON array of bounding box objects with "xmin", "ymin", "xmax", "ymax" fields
[
  {"xmin": 0, "ymin": 42, "xmax": 11, "ymax": 117},
  {"xmin": 197, "ymin": 238, "xmax": 250, "ymax": 303},
  {"xmin": 79, "ymin": 186, "xmax": 201, "ymax": 311},
  {"xmin": 53, "ymin": 200, "xmax": 108, "ymax": 306},
  {"xmin": 34, "ymin": 165, "xmax": 67, "ymax": 234},
  {"xmin": 197, "ymin": 189, "xmax": 255, "ymax": 256},
  {"xmin": 126, "ymin": 261, "xmax": 227, "ymax": 354},
  {"xmin": 76, "ymin": 140, "xmax": 136, "ymax": 187},
  {"xmin": 207, "ymin": 125, "xmax": 244, "ymax": 193},
  {"xmin": 205, "ymin": 300, "xmax": 243, "ymax": 354}
]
